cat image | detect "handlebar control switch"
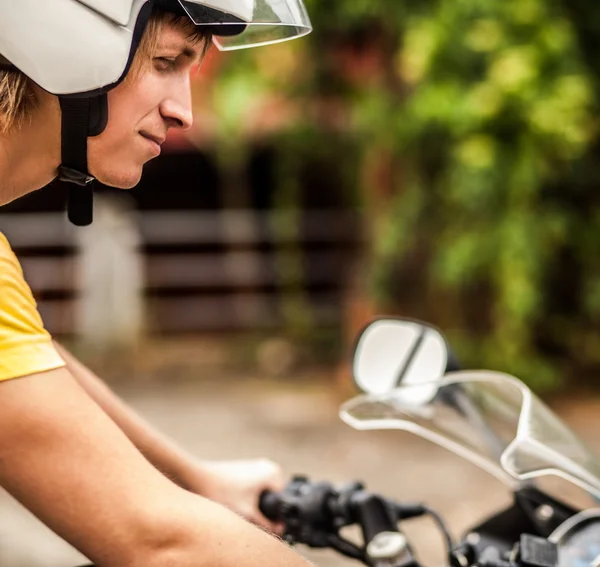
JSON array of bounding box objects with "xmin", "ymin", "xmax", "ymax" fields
[{"xmin": 517, "ymin": 535, "xmax": 558, "ymax": 567}]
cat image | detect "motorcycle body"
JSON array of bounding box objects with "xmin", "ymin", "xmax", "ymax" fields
[{"xmin": 263, "ymin": 318, "xmax": 600, "ymax": 567}]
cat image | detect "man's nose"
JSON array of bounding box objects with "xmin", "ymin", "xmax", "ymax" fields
[{"xmin": 160, "ymin": 78, "xmax": 194, "ymax": 131}]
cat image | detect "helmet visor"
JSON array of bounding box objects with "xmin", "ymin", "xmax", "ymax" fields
[{"xmin": 178, "ymin": 0, "xmax": 312, "ymax": 50}]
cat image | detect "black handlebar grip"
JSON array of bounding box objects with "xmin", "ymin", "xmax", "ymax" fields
[{"xmin": 259, "ymin": 490, "xmax": 282, "ymax": 521}]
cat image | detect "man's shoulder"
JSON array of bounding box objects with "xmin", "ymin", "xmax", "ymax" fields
[{"xmin": 0, "ymin": 231, "xmax": 65, "ymax": 382}]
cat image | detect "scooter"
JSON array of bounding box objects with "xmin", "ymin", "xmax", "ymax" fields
[{"xmin": 258, "ymin": 317, "xmax": 600, "ymax": 567}]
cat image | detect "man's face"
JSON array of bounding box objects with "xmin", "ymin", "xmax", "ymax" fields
[{"xmin": 87, "ymin": 23, "xmax": 202, "ymax": 189}]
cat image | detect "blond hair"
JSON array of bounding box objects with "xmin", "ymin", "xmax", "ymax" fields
[
  {"xmin": 0, "ymin": 56, "xmax": 37, "ymax": 133},
  {"xmin": 0, "ymin": 10, "xmax": 212, "ymax": 133}
]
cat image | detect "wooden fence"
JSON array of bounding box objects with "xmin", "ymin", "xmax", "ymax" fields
[{"xmin": 0, "ymin": 196, "xmax": 361, "ymax": 344}]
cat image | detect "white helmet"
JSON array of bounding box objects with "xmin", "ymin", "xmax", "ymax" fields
[{"xmin": 0, "ymin": 0, "xmax": 312, "ymax": 224}]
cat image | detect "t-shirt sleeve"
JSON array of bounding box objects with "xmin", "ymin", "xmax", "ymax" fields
[{"xmin": 0, "ymin": 233, "xmax": 65, "ymax": 381}]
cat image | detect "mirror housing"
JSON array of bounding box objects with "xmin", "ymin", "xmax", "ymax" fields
[{"xmin": 352, "ymin": 318, "xmax": 456, "ymax": 401}]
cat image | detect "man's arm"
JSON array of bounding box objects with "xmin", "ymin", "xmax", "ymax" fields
[
  {"xmin": 0, "ymin": 367, "xmax": 313, "ymax": 567},
  {"xmin": 53, "ymin": 342, "xmax": 282, "ymax": 528},
  {"xmin": 53, "ymin": 342, "xmax": 206, "ymax": 490}
]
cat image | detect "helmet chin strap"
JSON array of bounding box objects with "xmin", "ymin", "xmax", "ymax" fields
[{"xmin": 58, "ymin": 95, "xmax": 108, "ymax": 226}]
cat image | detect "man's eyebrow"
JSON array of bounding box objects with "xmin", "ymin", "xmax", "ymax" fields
[{"xmin": 182, "ymin": 45, "xmax": 201, "ymax": 59}]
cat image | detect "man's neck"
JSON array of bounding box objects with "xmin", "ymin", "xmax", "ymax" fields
[{"xmin": 0, "ymin": 123, "xmax": 60, "ymax": 206}]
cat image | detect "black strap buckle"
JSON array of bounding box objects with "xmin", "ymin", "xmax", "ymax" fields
[{"xmin": 58, "ymin": 166, "xmax": 95, "ymax": 187}]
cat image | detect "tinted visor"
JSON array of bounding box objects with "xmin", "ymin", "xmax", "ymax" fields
[{"xmin": 178, "ymin": 0, "xmax": 312, "ymax": 50}]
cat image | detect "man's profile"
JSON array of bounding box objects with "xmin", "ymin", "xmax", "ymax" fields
[{"xmin": 0, "ymin": 2, "xmax": 314, "ymax": 565}]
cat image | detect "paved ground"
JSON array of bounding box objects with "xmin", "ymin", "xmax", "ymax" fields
[{"xmin": 1, "ymin": 374, "xmax": 599, "ymax": 567}]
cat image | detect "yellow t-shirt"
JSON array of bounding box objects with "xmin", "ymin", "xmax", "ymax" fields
[{"xmin": 0, "ymin": 232, "xmax": 65, "ymax": 381}]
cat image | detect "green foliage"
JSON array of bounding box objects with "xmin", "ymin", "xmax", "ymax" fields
[
  {"xmin": 378, "ymin": 0, "xmax": 599, "ymax": 392},
  {"xmin": 214, "ymin": 0, "xmax": 600, "ymax": 392}
]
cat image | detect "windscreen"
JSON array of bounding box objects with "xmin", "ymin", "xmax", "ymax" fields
[
  {"xmin": 340, "ymin": 371, "xmax": 600, "ymax": 498},
  {"xmin": 180, "ymin": 0, "xmax": 312, "ymax": 50}
]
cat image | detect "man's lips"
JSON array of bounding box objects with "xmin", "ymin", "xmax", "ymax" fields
[{"xmin": 140, "ymin": 131, "xmax": 166, "ymax": 146}]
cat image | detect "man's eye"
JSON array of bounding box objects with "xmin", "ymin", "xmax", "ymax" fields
[{"xmin": 155, "ymin": 57, "xmax": 177, "ymax": 70}]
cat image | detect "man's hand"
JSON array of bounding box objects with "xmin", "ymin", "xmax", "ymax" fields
[{"xmin": 187, "ymin": 459, "xmax": 286, "ymax": 533}]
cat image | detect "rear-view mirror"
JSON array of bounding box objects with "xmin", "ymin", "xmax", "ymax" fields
[{"xmin": 352, "ymin": 318, "xmax": 451, "ymax": 402}]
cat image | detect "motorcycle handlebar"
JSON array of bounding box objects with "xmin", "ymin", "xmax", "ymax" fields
[
  {"xmin": 258, "ymin": 477, "xmax": 427, "ymax": 566},
  {"xmin": 259, "ymin": 490, "xmax": 283, "ymax": 522},
  {"xmin": 260, "ymin": 485, "xmax": 427, "ymax": 525},
  {"xmin": 259, "ymin": 477, "xmax": 461, "ymax": 567}
]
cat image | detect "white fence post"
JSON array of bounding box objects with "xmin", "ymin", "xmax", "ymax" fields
[{"xmin": 74, "ymin": 195, "xmax": 144, "ymax": 349}]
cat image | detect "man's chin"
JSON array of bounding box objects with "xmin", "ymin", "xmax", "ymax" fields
[{"xmin": 94, "ymin": 168, "xmax": 143, "ymax": 190}]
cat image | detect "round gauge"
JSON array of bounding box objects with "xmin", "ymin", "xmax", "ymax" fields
[{"xmin": 549, "ymin": 510, "xmax": 600, "ymax": 567}]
